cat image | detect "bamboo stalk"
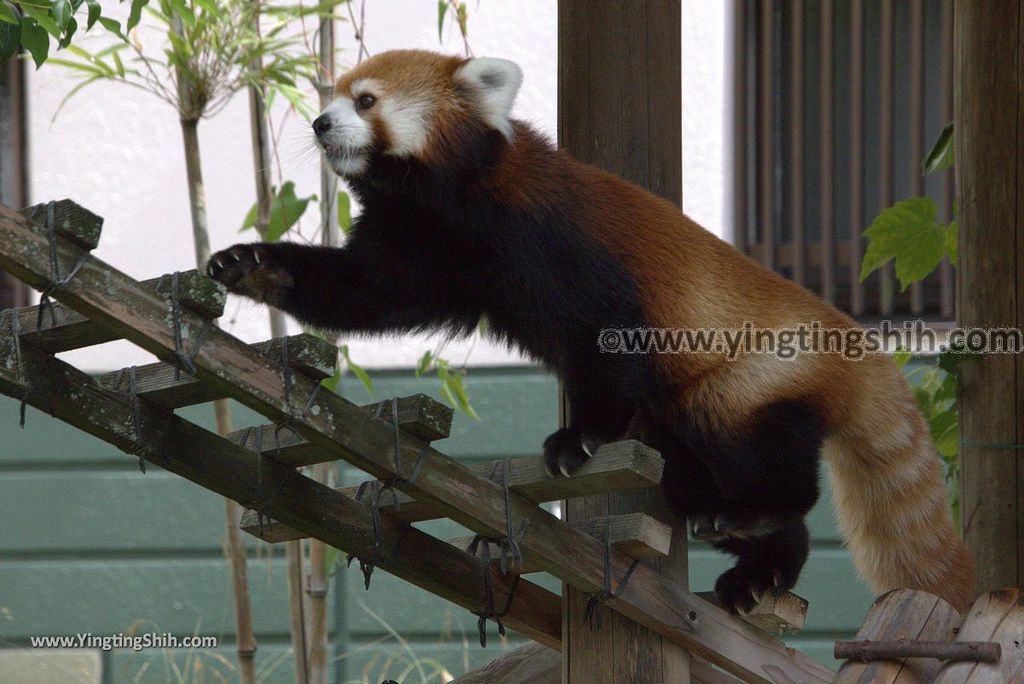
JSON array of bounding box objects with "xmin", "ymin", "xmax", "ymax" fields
[
  {"xmin": 172, "ymin": 14, "xmax": 258, "ymax": 684},
  {"xmin": 305, "ymin": 15, "xmax": 337, "ymax": 684}
]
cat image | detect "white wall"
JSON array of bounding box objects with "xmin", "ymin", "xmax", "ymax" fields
[{"xmin": 27, "ymin": 0, "xmax": 727, "ymax": 371}]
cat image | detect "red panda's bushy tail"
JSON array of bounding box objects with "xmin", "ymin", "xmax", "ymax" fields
[{"xmin": 824, "ymin": 360, "xmax": 974, "ymax": 611}]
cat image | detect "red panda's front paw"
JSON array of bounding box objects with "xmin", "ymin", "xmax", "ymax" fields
[
  {"xmin": 207, "ymin": 244, "xmax": 294, "ymax": 307},
  {"xmin": 542, "ymin": 427, "xmax": 590, "ymax": 477}
]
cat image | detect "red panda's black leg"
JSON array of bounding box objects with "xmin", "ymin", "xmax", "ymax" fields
[
  {"xmin": 207, "ymin": 241, "xmax": 480, "ymax": 334},
  {"xmin": 711, "ymin": 519, "xmax": 810, "ymax": 614},
  {"xmin": 544, "ymin": 355, "xmax": 640, "ymax": 476}
]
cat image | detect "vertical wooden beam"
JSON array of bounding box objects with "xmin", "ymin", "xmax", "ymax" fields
[
  {"xmin": 0, "ymin": 55, "xmax": 28, "ymax": 308},
  {"xmin": 558, "ymin": 1, "xmax": 687, "ymax": 681},
  {"xmin": 954, "ymin": 0, "xmax": 1023, "ymax": 595}
]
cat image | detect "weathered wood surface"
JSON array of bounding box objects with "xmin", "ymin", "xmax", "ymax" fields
[
  {"xmin": 446, "ymin": 643, "xmax": 745, "ymax": 684},
  {"xmin": 696, "ymin": 590, "xmax": 808, "ymax": 636},
  {"xmin": 449, "ymin": 642, "xmax": 559, "ymax": 684},
  {"xmin": 0, "ymin": 330, "xmax": 560, "ymax": 650},
  {"xmin": 933, "ymin": 589, "xmax": 1024, "ymax": 684},
  {"xmin": 449, "ymin": 513, "xmax": 673, "ymax": 574},
  {"xmin": 558, "ymin": 0, "xmax": 689, "ymax": 679},
  {"xmin": 21, "ymin": 200, "xmax": 102, "ymax": 250},
  {"xmin": 834, "ymin": 589, "xmax": 961, "ymax": 684},
  {"xmin": 11, "ymin": 271, "xmax": 224, "ymax": 353},
  {"xmin": 97, "ymin": 334, "xmax": 337, "ymax": 408},
  {"xmin": 955, "ymin": 0, "xmax": 1024, "ymax": 596},
  {"xmin": 240, "ymin": 440, "xmax": 664, "ymax": 541},
  {"xmin": 0, "ymin": 202, "xmax": 832, "ymax": 683}
]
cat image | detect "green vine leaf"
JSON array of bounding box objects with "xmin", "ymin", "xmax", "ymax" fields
[{"xmin": 861, "ymin": 197, "xmax": 946, "ymax": 291}]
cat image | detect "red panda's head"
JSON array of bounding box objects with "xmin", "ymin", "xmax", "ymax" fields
[{"xmin": 313, "ymin": 49, "xmax": 523, "ymax": 179}]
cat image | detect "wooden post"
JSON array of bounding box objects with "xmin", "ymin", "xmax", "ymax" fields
[
  {"xmin": 557, "ymin": 1, "xmax": 687, "ymax": 681},
  {"xmin": 954, "ymin": 0, "xmax": 1024, "ymax": 595}
]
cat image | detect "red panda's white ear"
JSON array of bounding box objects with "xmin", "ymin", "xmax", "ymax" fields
[{"xmin": 455, "ymin": 57, "xmax": 523, "ymax": 140}]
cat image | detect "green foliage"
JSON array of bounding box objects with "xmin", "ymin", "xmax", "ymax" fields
[
  {"xmin": 0, "ymin": 0, "xmax": 137, "ymax": 68},
  {"xmin": 860, "ymin": 197, "xmax": 957, "ymax": 291},
  {"xmin": 866, "ymin": 122, "xmax": 964, "ymax": 520},
  {"xmin": 240, "ymin": 181, "xmax": 316, "ymax": 242},
  {"xmin": 922, "ymin": 121, "xmax": 954, "ymax": 174}
]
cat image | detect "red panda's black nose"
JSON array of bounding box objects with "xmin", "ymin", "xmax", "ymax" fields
[{"xmin": 312, "ymin": 115, "xmax": 331, "ymax": 138}]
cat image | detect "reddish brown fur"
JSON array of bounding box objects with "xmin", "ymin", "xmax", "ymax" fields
[{"xmin": 332, "ymin": 49, "xmax": 975, "ymax": 610}]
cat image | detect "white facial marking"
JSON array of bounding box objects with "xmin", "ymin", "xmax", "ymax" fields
[
  {"xmin": 352, "ymin": 77, "xmax": 432, "ymax": 157},
  {"xmin": 454, "ymin": 57, "xmax": 523, "ymax": 141},
  {"xmin": 316, "ymin": 96, "xmax": 373, "ymax": 177}
]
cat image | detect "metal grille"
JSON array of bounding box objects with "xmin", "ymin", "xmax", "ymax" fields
[{"xmin": 733, "ymin": 0, "xmax": 954, "ymax": 323}]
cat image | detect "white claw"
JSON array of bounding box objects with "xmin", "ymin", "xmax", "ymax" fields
[
  {"xmin": 253, "ymin": 250, "xmax": 261, "ymax": 265},
  {"xmin": 231, "ymin": 251, "xmax": 241, "ymax": 261},
  {"xmin": 773, "ymin": 570, "xmax": 782, "ymax": 588},
  {"xmin": 215, "ymin": 258, "xmax": 224, "ymax": 269}
]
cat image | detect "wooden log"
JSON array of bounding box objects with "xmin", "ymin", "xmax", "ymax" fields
[
  {"xmin": 835, "ymin": 589, "xmax": 962, "ymax": 684},
  {"xmin": 955, "ymin": 0, "xmax": 1024, "ymax": 599},
  {"xmin": 239, "ymin": 441, "xmax": 664, "ymax": 541},
  {"xmin": 0, "ymin": 335, "xmax": 561, "ymax": 650},
  {"xmin": 835, "ymin": 640, "xmax": 1000, "ymax": 664},
  {"xmin": 11, "ymin": 271, "xmax": 224, "ymax": 353},
  {"xmin": 933, "ymin": 588, "xmax": 1024, "ymax": 683},
  {"xmin": 449, "ymin": 513, "xmax": 673, "ymax": 574},
  {"xmin": 97, "ymin": 334, "xmax": 338, "ymax": 408},
  {"xmin": 449, "ymin": 643, "xmax": 559, "ymax": 684},
  {"xmin": 0, "ymin": 202, "xmax": 833, "ymax": 684},
  {"xmin": 696, "ymin": 590, "xmax": 808, "ymax": 635}
]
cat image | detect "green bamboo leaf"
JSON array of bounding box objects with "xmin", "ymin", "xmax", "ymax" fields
[
  {"xmin": 340, "ymin": 345, "xmax": 373, "ymax": 396},
  {"xmin": 336, "ymin": 190, "xmax": 351, "ymax": 235},
  {"xmin": 96, "ymin": 16, "xmax": 123, "ymax": 38},
  {"xmin": 436, "ymin": 0, "xmax": 447, "ymax": 41},
  {"xmin": 414, "ymin": 351, "xmax": 433, "ymax": 377},
  {"xmin": 922, "ymin": 122, "xmax": 954, "ymax": 175},
  {"xmin": 860, "ymin": 197, "xmax": 944, "ymax": 291},
  {"xmin": 84, "ymin": 0, "xmax": 99, "ymax": 29},
  {"xmin": 126, "ymin": 0, "xmax": 146, "ymax": 30},
  {"xmin": 267, "ymin": 181, "xmax": 315, "ymax": 241},
  {"xmin": 892, "ymin": 348, "xmax": 912, "ymax": 368},
  {"xmin": 20, "ymin": 17, "xmax": 49, "ymax": 67}
]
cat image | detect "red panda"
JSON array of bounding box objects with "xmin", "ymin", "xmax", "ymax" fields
[{"xmin": 207, "ymin": 49, "xmax": 974, "ymax": 612}]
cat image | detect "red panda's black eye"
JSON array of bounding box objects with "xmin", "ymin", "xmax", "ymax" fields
[{"xmin": 356, "ymin": 94, "xmax": 377, "ymax": 111}]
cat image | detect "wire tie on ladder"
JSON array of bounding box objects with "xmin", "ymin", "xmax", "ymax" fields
[
  {"xmin": 583, "ymin": 518, "xmax": 641, "ymax": 631},
  {"xmin": 467, "ymin": 535, "xmax": 522, "ymax": 648},
  {"xmin": 36, "ymin": 201, "xmax": 92, "ymax": 333}
]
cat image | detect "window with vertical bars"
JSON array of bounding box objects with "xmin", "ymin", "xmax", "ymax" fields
[{"xmin": 733, "ymin": 0, "xmax": 955, "ymax": 323}]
